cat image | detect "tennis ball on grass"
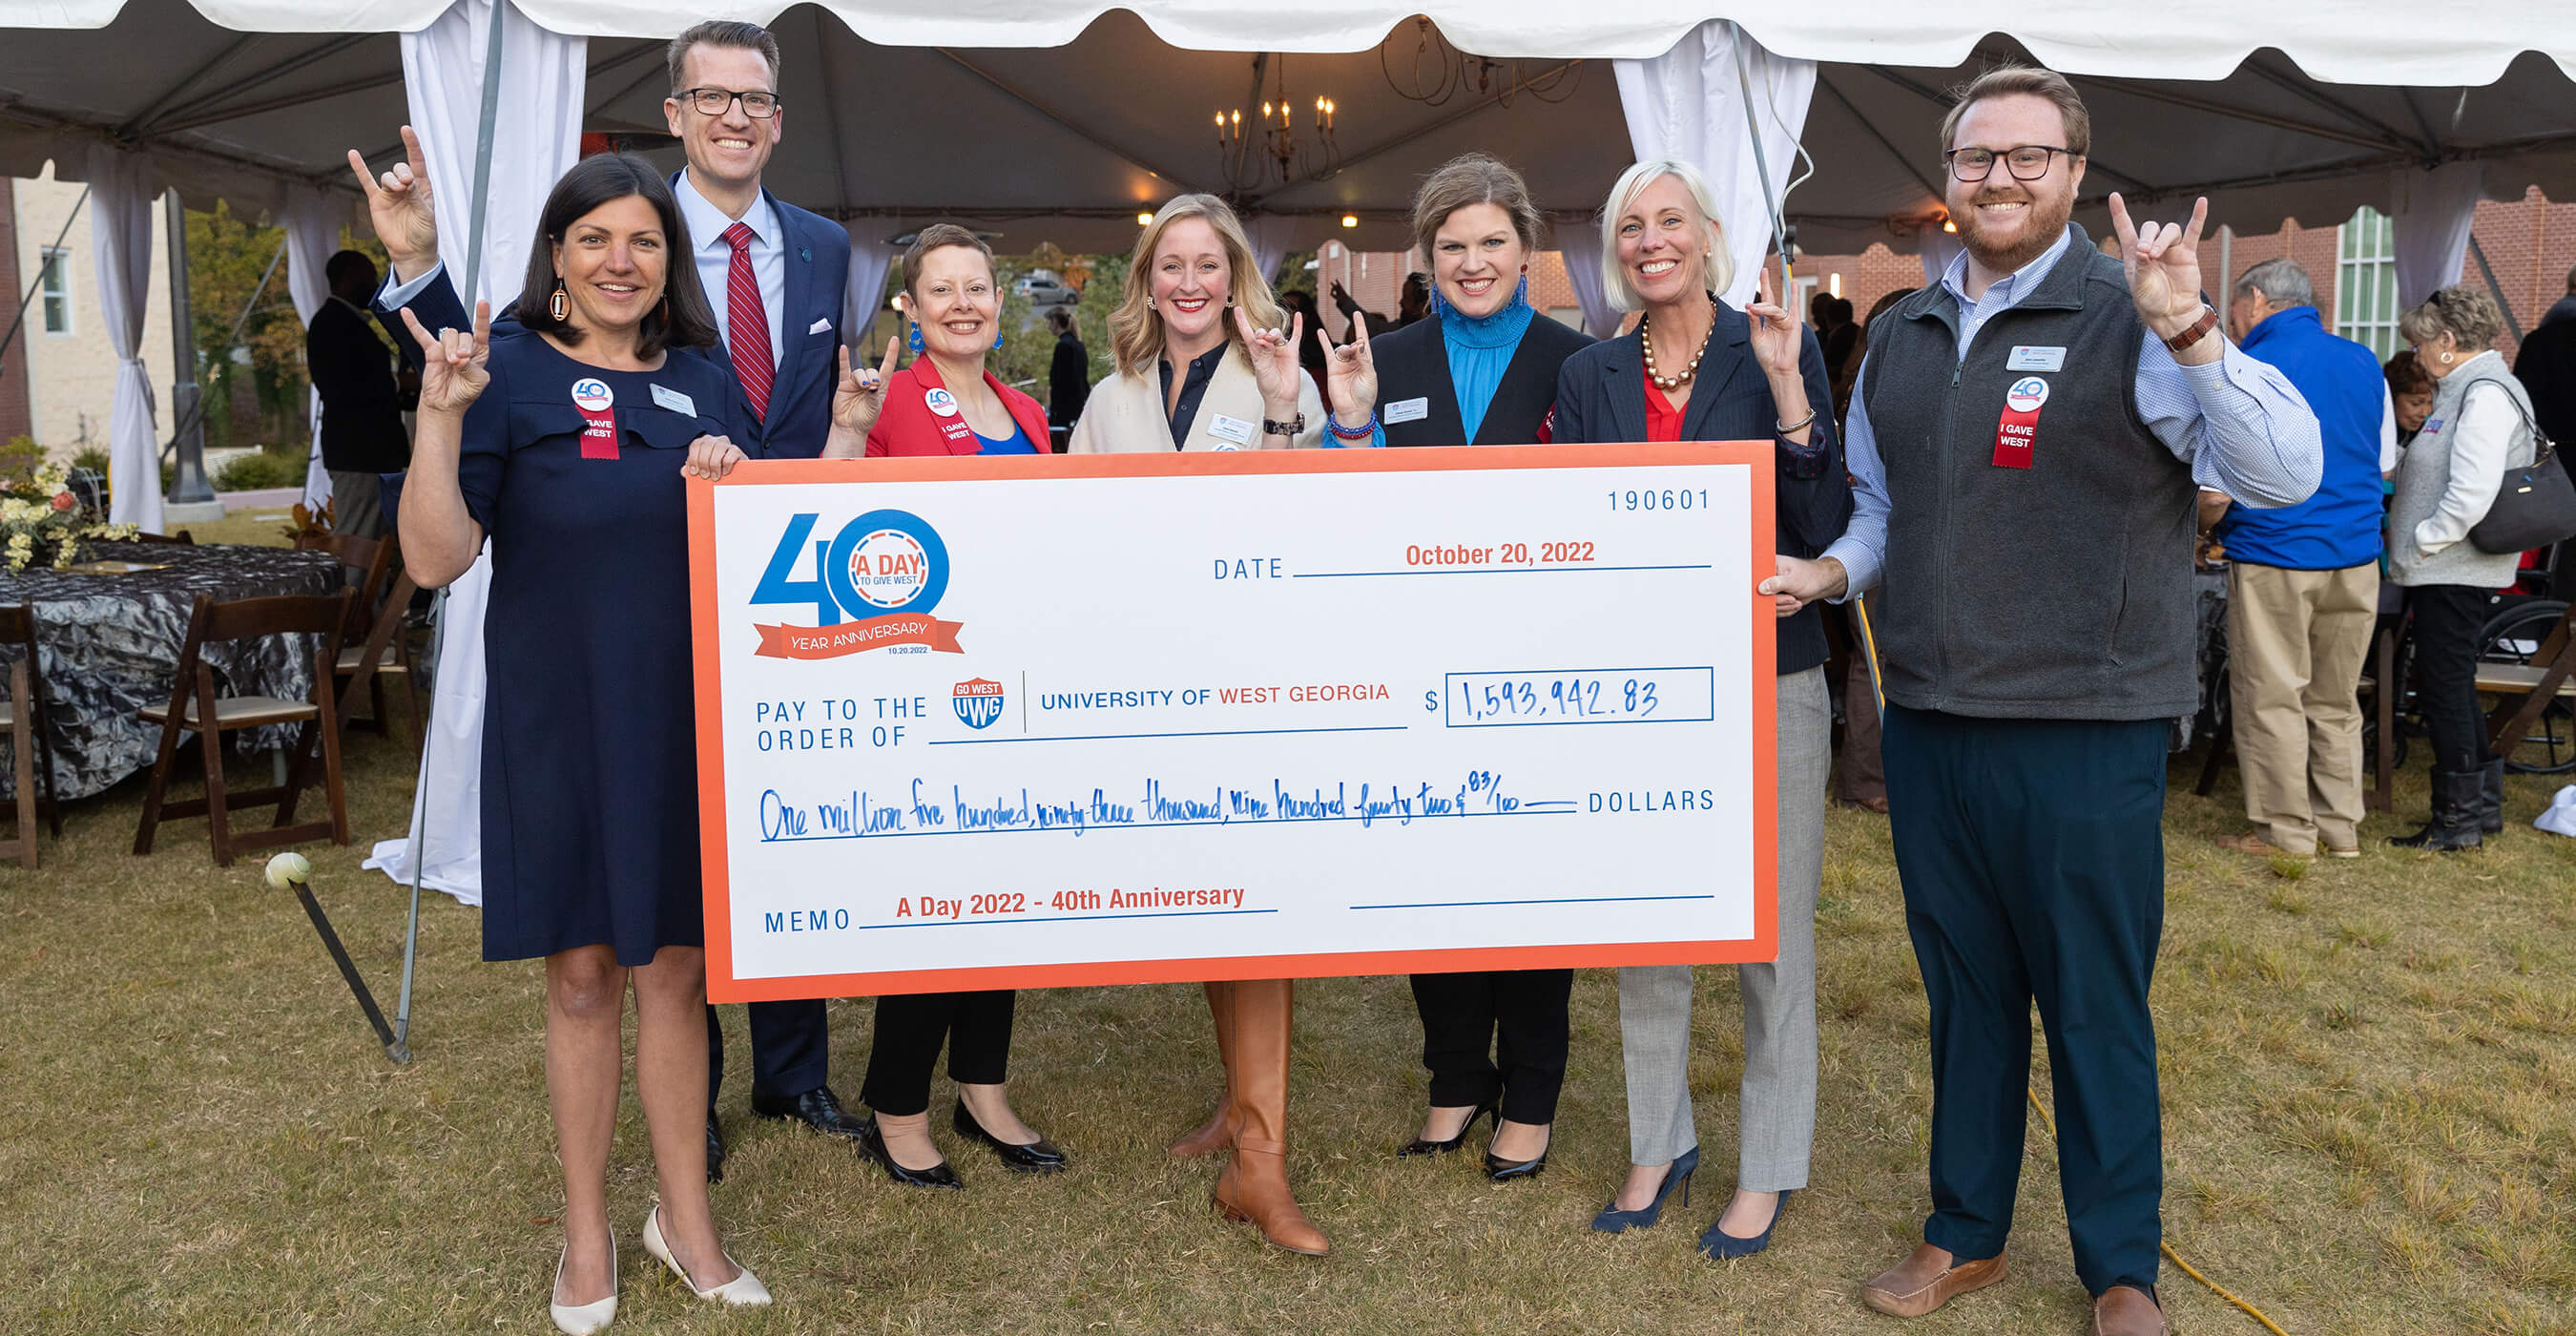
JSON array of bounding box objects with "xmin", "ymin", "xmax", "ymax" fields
[{"xmin": 263, "ymin": 851, "xmax": 312, "ymax": 889}]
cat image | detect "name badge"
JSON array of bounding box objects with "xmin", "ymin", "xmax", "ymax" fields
[
  {"xmin": 1207, "ymin": 414, "xmax": 1256, "ymax": 446},
  {"xmin": 650, "ymin": 384, "xmax": 696, "ymax": 417},
  {"xmin": 571, "ymin": 378, "xmax": 618, "ymax": 461},
  {"xmin": 1384, "ymin": 397, "xmax": 1430, "ymax": 425},
  {"xmin": 2007, "ymin": 345, "xmax": 2067, "ymax": 372},
  {"xmin": 1992, "ymin": 376, "xmax": 2047, "ymax": 470}
]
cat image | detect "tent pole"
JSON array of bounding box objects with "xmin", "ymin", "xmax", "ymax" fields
[
  {"xmin": 460, "ymin": 0, "xmax": 509, "ymax": 303},
  {"xmin": 2467, "ymin": 236, "xmax": 2524, "ymax": 344},
  {"xmin": 164, "ymin": 192, "xmax": 215, "ymax": 506},
  {"xmin": 1728, "ymin": 23, "xmax": 1794, "ymax": 292}
]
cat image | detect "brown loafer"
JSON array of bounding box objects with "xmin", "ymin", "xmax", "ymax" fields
[
  {"xmin": 2091, "ymin": 1284, "xmax": 2169, "ymax": 1336},
  {"xmin": 1860, "ymin": 1243, "xmax": 2006, "ymax": 1317}
]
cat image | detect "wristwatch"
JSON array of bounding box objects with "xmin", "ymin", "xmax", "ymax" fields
[
  {"xmin": 2163, "ymin": 305, "xmax": 2219, "ymax": 354},
  {"xmin": 1263, "ymin": 413, "xmax": 1307, "ymax": 437}
]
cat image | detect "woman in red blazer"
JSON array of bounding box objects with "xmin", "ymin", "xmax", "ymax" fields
[
  {"xmin": 851, "ymin": 224, "xmax": 1051, "ymax": 458},
  {"xmin": 827, "ymin": 225, "xmax": 1069, "ymax": 1192}
]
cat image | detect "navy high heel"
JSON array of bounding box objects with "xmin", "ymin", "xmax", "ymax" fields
[
  {"xmin": 1589, "ymin": 1146, "xmax": 1698, "ymax": 1233},
  {"xmin": 1696, "ymin": 1188, "xmax": 1792, "ymax": 1260}
]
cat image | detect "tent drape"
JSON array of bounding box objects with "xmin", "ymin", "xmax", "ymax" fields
[
  {"xmin": 363, "ymin": 0, "xmax": 587, "ymax": 905},
  {"xmin": 1244, "ymin": 214, "xmax": 1295, "ymax": 291},
  {"xmin": 1554, "ymin": 223, "xmax": 1623, "ymax": 339},
  {"xmin": 86, "ymin": 145, "xmax": 163, "ymax": 534},
  {"xmin": 2392, "ymin": 162, "xmax": 2487, "ymax": 311},
  {"xmin": 1613, "ymin": 20, "xmax": 1816, "ymax": 310},
  {"xmin": 842, "ymin": 236, "xmax": 897, "ymax": 351},
  {"xmin": 283, "ymin": 183, "xmax": 338, "ymax": 514}
]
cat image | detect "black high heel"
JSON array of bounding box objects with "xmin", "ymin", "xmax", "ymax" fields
[
  {"xmin": 951, "ymin": 1100, "xmax": 1070, "ymax": 1173},
  {"xmin": 856, "ymin": 1115, "xmax": 963, "ymax": 1190},
  {"xmin": 1483, "ymin": 1122, "xmax": 1550, "ymax": 1182},
  {"xmin": 1397, "ymin": 1100, "xmax": 1499, "ymax": 1158}
]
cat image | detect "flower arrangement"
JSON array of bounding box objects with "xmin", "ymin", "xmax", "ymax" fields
[{"xmin": 3, "ymin": 461, "xmax": 137, "ymax": 572}]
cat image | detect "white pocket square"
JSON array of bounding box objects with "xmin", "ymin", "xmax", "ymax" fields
[{"xmin": 807, "ymin": 318, "xmax": 832, "ymax": 335}]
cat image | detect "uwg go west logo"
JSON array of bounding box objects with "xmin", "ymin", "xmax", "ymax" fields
[
  {"xmin": 746, "ymin": 509, "xmax": 966, "ymax": 659},
  {"xmin": 952, "ymin": 678, "xmax": 1006, "ymax": 729}
]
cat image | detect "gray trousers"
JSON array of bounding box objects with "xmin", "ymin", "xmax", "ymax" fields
[{"xmin": 1618, "ymin": 665, "xmax": 1830, "ymax": 1190}]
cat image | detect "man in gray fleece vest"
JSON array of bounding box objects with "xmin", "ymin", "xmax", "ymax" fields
[{"xmin": 1761, "ymin": 66, "xmax": 2320, "ymax": 1336}]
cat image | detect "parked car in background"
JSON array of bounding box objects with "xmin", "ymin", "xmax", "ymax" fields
[{"xmin": 1016, "ymin": 268, "xmax": 1076, "ymax": 307}]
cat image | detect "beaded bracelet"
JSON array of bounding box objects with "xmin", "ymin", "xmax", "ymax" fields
[{"xmin": 1326, "ymin": 411, "xmax": 1379, "ymax": 442}]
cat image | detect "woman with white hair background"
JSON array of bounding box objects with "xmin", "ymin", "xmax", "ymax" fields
[{"xmin": 1549, "ymin": 158, "xmax": 1849, "ymax": 1261}]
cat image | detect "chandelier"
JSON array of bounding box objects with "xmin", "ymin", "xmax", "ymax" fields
[
  {"xmin": 1216, "ymin": 56, "xmax": 1342, "ymax": 191},
  {"xmin": 1380, "ymin": 18, "xmax": 1583, "ymax": 107}
]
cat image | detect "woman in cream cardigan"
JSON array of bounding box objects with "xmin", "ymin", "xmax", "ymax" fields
[
  {"xmin": 1068, "ymin": 194, "xmax": 1325, "ymax": 455},
  {"xmin": 1067, "ymin": 194, "xmax": 1328, "ymax": 1258}
]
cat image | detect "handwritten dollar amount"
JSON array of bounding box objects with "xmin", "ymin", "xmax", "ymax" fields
[{"xmin": 1441, "ymin": 668, "xmax": 1716, "ymax": 728}]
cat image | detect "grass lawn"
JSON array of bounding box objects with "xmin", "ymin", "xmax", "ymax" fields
[{"xmin": 2, "ymin": 706, "xmax": 2572, "ymax": 1335}]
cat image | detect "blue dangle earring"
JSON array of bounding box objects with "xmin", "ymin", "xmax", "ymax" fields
[
  {"xmin": 907, "ymin": 321, "xmax": 924, "ymax": 354},
  {"xmin": 1427, "ymin": 283, "xmax": 1448, "ymax": 320},
  {"xmin": 1514, "ymin": 272, "xmax": 1529, "ymax": 306},
  {"xmin": 992, "ymin": 329, "xmax": 1005, "ymax": 351}
]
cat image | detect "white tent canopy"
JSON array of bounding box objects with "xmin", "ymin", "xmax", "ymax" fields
[{"xmin": 8, "ymin": 2, "xmax": 2576, "ymax": 260}]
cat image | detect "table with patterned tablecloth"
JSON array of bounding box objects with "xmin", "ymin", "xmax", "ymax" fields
[{"xmin": 0, "ymin": 541, "xmax": 343, "ymax": 800}]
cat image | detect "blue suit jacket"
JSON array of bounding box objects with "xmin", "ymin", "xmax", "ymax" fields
[
  {"xmin": 378, "ymin": 182, "xmax": 852, "ymax": 461},
  {"xmin": 1551, "ymin": 302, "xmax": 1851, "ymax": 676}
]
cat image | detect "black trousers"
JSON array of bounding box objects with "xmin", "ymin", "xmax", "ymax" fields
[
  {"xmin": 705, "ymin": 999, "xmax": 828, "ymax": 1108},
  {"xmin": 1883, "ymin": 706, "xmax": 2166, "ymax": 1297},
  {"xmin": 2406, "ymin": 584, "xmax": 2492, "ymax": 775},
  {"xmin": 861, "ymin": 990, "xmax": 1015, "ymax": 1117},
  {"xmin": 1407, "ymin": 969, "xmax": 1573, "ymax": 1125}
]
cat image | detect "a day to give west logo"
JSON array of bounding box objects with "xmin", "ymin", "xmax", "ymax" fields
[{"xmin": 747, "ymin": 508, "xmax": 966, "ymax": 659}]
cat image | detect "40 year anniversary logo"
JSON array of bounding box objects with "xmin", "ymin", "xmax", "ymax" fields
[{"xmin": 747, "ymin": 509, "xmax": 966, "ymax": 658}]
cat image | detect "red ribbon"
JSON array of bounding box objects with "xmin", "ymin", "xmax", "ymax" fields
[
  {"xmin": 578, "ymin": 405, "xmax": 619, "ymax": 460},
  {"xmin": 753, "ymin": 615, "xmax": 966, "ymax": 659}
]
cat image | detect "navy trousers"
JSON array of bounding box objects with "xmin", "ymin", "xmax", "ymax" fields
[
  {"xmin": 1882, "ymin": 705, "xmax": 2166, "ymax": 1296},
  {"xmin": 706, "ymin": 1000, "xmax": 830, "ymax": 1107}
]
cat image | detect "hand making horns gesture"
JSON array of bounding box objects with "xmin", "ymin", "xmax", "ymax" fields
[
  {"xmin": 2108, "ymin": 193, "xmax": 2213, "ymax": 343},
  {"xmin": 397, "ymin": 299, "xmax": 490, "ymax": 416},
  {"xmin": 346, "ymin": 125, "xmax": 440, "ymax": 279},
  {"xmin": 1314, "ymin": 311, "xmax": 1378, "ymax": 430},
  {"xmin": 1232, "ymin": 303, "xmax": 1308, "ymax": 426},
  {"xmin": 1743, "ymin": 259, "xmax": 1802, "ymax": 380},
  {"xmin": 831, "ymin": 336, "xmax": 904, "ymax": 439}
]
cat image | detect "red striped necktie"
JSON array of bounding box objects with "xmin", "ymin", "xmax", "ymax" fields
[{"xmin": 722, "ymin": 220, "xmax": 773, "ymax": 423}]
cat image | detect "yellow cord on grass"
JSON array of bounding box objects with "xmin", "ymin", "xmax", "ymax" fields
[{"xmin": 1849, "ymin": 600, "xmax": 2289, "ymax": 1335}]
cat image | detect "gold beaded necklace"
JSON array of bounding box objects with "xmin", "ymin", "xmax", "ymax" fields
[{"xmin": 1639, "ymin": 303, "xmax": 1713, "ymax": 390}]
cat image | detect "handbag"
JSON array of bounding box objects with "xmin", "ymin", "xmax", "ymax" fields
[{"xmin": 2467, "ymin": 383, "xmax": 2576, "ymax": 554}]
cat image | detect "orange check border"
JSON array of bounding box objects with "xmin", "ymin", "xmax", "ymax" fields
[{"xmin": 688, "ymin": 443, "xmax": 1778, "ymax": 1001}]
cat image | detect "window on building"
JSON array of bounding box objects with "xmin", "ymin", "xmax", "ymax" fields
[
  {"xmin": 39, "ymin": 247, "xmax": 73, "ymax": 335},
  {"xmin": 2336, "ymin": 207, "xmax": 2399, "ymax": 358}
]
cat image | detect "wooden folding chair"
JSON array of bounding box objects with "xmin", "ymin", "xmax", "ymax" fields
[
  {"xmin": 296, "ymin": 532, "xmax": 394, "ymax": 631},
  {"xmin": 132, "ymin": 590, "xmax": 356, "ymax": 866},
  {"xmin": 0, "ymin": 604, "xmax": 59, "ymax": 869},
  {"xmin": 335, "ymin": 570, "xmax": 424, "ymax": 747}
]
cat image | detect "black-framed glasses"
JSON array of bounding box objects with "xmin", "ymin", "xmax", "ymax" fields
[
  {"xmin": 1944, "ymin": 145, "xmax": 2072, "ymax": 182},
  {"xmin": 678, "ymin": 87, "xmax": 781, "ymax": 118}
]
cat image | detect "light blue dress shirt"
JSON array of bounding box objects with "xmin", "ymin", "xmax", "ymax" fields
[
  {"xmin": 1822, "ymin": 225, "xmax": 2323, "ymax": 599},
  {"xmin": 672, "ymin": 170, "xmax": 784, "ymax": 373}
]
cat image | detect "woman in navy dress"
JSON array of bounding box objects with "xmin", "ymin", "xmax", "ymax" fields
[{"xmin": 385, "ymin": 150, "xmax": 875, "ymax": 1330}]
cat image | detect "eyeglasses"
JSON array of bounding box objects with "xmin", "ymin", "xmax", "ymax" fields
[
  {"xmin": 678, "ymin": 87, "xmax": 781, "ymax": 118},
  {"xmin": 1944, "ymin": 145, "xmax": 2072, "ymax": 182}
]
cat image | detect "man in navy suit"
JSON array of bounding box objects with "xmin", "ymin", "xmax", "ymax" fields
[{"xmin": 362, "ymin": 19, "xmax": 859, "ymax": 1179}]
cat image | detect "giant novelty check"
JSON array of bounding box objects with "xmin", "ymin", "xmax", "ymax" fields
[{"xmin": 689, "ymin": 444, "xmax": 1778, "ymax": 1001}]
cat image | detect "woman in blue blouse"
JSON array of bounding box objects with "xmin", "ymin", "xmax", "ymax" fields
[{"xmin": 1313, "ymin": 154, "xmax": 1591, "ymax": 1180}]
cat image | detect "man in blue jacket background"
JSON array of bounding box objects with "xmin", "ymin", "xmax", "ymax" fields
[{"xmin": 2210, "ymin": 257, "xmax": 2395, "ymax": 859}]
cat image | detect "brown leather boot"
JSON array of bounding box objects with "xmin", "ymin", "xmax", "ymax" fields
[
  {"xmin": 1210, "ymin": 979, "xmax": 1329, "ymax": 1256},
  {"xmin": 1168, "ymin": 981, "xmax": 1239, "ymax": 1158}
]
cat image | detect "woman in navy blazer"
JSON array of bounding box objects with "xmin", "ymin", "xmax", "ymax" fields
[
  {"xmin": 1311, "ymin": 154, "xmax": 1590, "ymax": 1183},
  {"xmin": 1553, "ymin": 159, "xmax": 1851, "ymax": 1263}
]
